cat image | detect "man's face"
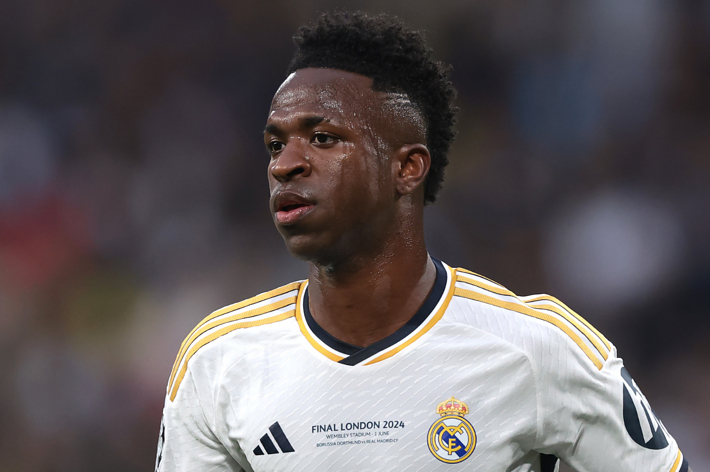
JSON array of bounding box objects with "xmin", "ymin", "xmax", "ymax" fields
[{"xmin": 264, "ymin": 68, "xmax": 398, "ymax": 264}]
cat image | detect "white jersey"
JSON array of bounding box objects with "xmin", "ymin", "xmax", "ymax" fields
[{"xmin": 156, "ymin": 258, "xmax": 688, "ymax": 472}]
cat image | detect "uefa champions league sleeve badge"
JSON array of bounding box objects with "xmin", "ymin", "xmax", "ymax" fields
[{"xmin": 426, "ymin": 396, "xmax": 477, "ymax": 464}]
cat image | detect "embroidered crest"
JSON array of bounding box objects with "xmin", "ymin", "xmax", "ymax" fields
[{"xmin": 426, "ymin": 396, "xmax": 477, "ymax": 464}]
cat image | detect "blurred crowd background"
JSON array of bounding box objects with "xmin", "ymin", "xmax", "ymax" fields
[{"xmin": 0, "ymin": 0, "xmax": 708, "ymax": 470}]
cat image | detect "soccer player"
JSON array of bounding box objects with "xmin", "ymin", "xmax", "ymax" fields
[{"xmin": 156, "ymin": 12, "xmax": 691, "ymax": 472}]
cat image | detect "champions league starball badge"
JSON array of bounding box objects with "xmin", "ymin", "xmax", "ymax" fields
[{"xmin": 427, "ymin": 396, "xmax": 477, "ymax": 464}]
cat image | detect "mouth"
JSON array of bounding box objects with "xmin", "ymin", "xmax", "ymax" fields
[{"xmin": 273, "ymin": 194, "xmax": 315, "ymax": 226}]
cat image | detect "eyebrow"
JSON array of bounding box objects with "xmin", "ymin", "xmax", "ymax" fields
[
  {"xmin": 263, "ymin": 116, "xmax": 329, "ymax": 135},
  {"xmin": 263, "ymin": 123, "xmax": 280, "ymax": 135},
  {"xmin": 301, "ymin": 116, "xmax": 327, "ymax": 128}
]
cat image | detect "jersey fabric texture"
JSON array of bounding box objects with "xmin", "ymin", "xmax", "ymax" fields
[{"xmin": 156, "ymin": 258, "xmax": 688, "ymax": 472}]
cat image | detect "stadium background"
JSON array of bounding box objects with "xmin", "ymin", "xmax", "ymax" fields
[{"xmin": 0, "ymin": 0, "xmax": 708, "ymax": 470}]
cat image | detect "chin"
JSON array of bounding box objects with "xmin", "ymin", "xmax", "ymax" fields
[
  {"xmin": 281, "ymin": 233, "xmax": 346, "ymax": 266},
  {"xmin": 281, "ymin": 233, "xmax": 324, "ymax": 261}
]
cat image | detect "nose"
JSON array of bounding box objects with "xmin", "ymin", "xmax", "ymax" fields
[{"xmin": 270, "ymin": 140, "xmax": 312, "ymax": 182}]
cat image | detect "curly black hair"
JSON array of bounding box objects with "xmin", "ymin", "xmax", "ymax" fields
[{"xmin": 287, "ymin": 11, "xmax": 457, "ymax": 204}]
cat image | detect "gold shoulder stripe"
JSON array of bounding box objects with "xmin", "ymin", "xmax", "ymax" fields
[
  {"xmin": 167, "ymin": 281, "xmax": 301, "ymax": 389},
  {"xmin": 176, "ymin": 281, "xmax": 300, "ymax": 355},
  {"xmin": 454, "ymin": 287, "xmax": 604, "ymax": 370},
  {"xmin": 670, "ymin": 450, "xmax": 682, "ymax": 472},
  {"xmin": 169, "ymin": 310, "xmax": 295, "ymax": 401},
  {"xmin": 168, "ymin": 296, "xmax": 297, "ymax": 388},
  {"xmin": 456, "ymin": 273, "xmax": 516, "ymax": 298},
  {"xmin": 523, "ymin": 294, "xmax": 611, "ymax": 351},
  {"xmin": 525, "ymin": 302, "xmax": 608, "ymax": 361},
  {"xmin": 456, "ymin": 273, "xmax": 609, "ymax": 362},
  {"xmin": 457, "ymin": 268, "xmax": 505, "ymax": 288}
]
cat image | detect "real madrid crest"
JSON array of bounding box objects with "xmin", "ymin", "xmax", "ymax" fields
[{"xmin": 427, "ymin": 396, "xmax": 477, "ymax": 464}]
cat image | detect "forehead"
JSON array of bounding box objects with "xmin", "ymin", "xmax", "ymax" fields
[{"xmin": 269, "ymin": 68, "xmax": 380, "ymax": 123}]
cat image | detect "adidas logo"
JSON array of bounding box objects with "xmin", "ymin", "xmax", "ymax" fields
[{"xmin": 253, "ymin": 422, "xmax": 295, "ymax": 455}]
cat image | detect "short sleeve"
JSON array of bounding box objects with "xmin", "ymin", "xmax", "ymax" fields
[
  {"xmin": 534, "ymin": 336, "xmax": 688, "ymax": 472},
  {"xmin": 155, "ymin": 371, "xmax": 247, "ymax": 472}
]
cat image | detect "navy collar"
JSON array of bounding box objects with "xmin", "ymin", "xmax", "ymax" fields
[{"xmin": 302, "ymin": 258, "xmax": 448, "ymax": 366}]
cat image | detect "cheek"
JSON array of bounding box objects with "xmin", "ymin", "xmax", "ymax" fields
[
  {"xmin": 266, "ymin": 162, "xmax": 277, "ymax": 192},
  {"xmin": 329, "ymin": 144, "xmax": 388, "ymax": 210},
  {"xmin": 323, "ymin": 151, "xmax": 357, "ymax": 205},
  {"xmin": 360, "ymin": 128, "xmax": 393, "ymax": 195}
]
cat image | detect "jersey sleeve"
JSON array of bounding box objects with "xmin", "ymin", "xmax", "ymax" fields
[
  {"xmin": 155, "ymin": 371, "xmax": 248, "ymax": 472},
  {"xmin": 533, "ymin": 335, "xmax": 688, "ymax": 472}
]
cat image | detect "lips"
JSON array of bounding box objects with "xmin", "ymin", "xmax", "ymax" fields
[{"xmin": 272, "ymin": 192, "xmax": 315, "ymax": 225}]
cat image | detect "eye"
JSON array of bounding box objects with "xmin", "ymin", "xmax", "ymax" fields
[
  {"xmin": 312, "ymin": 133, "xmax": 337, "ymax": 145},
  {"xmin": 267, "ymin": 140, "xmax": 285, "ymax": 153}
]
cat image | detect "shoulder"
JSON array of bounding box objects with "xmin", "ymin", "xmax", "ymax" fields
[
  {"xmin": 166, "ymin": 281, "xmax": 304, "ymax": 402},
  {"xmin": 446, "ymin": 266, "xmax": 614, "ymax": 372}
]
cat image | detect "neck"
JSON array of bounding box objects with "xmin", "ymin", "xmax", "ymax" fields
[{"xmin": 305, "ymin": 222, "xmax": 436, "ymax": 348}]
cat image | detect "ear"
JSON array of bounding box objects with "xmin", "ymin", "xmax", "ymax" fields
[{"xmin": 392, "ymin": 144, "xmax": 431, "ymax": 197}]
